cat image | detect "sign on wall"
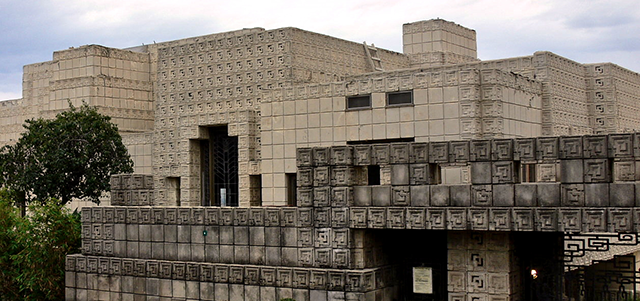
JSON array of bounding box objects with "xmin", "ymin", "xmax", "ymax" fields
[{"xmin": 413, "ymin": 266, "xmax": 433, "ymax": 294}]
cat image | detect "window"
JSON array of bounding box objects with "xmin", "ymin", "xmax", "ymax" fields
[
  {"xmin": 367, "ymin": 165, "xmax": 381, "ymax": 185},
  {"xmin": 387, "ymin": 91, "xmax": 413, "ymax": 106},
  {"xmin": 347, "ymin": 95, "xmax": 371, "ymax": 109},
  {"xmin": 521, "ymin": 163, "xmax": 535, "ymax": 183},
  {"xmin": 286, "ymin": 173, "xmax": 297, "ymax": 206}
]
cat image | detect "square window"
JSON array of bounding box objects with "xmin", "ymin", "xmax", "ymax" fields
[
  {"xmin": 347, "ymin": 95, "xmax": 371, "ymax": 109},
  {"xmin": 387, "ymin": 91, "xmax": 413, "ymax": 106}
]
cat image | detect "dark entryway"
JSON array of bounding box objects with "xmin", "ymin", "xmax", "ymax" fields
[
  {"xmin": 376, "ymin": 230, "xmax": 448, "ymax": 301},
  {"xmin": 200, "ymin": 126, "xmax": 238, "ymax": 206},
  {"xmin": 515, "ymin": 232, "xmax": 564, "ymax": 301}
]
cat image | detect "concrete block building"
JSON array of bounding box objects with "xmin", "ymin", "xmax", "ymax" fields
[
  {"xmin": 2, "ymin": 19, "xmax": 639, "ymax": 208},
  {"xmin": 3, "ymin": 19, "xmax": 640, "ymax": 300}
]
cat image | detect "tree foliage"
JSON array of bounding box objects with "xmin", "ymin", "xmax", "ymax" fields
[
  {"xmin": 0, "ymin": 103, "xmax": 133, "ymax": 205},
  {"xmin": 0, "ymin": 190, "xmax": 81, "ymax": 301}
]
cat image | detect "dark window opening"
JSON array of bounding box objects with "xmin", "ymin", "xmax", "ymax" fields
[
  {"xmin": 286, "ymin": 173, "xmax": 297, "ymax": 206},
  {"xmin": 346, "ymin": 138, "xmax": 415, "ymax": 145},
  {"xmin": 432, "ymin": 164, "xmax": 442, "ymax": 185},
  {"xmin": 250, "ymin": 175, "xmax": 262, "ymax": 206},
  {"xmin": 521, "ymin": 163, "xmax": 536, "ymax": 183},
  {"xmin": 368, "ymin": 165, "xmax": 381, "ymax": 185},
  {"xmin": 347, "ymin": 95, "xmax": 371, "ymax": 109},
  {"xmin": 387, "ymin": 91, "xmax": 413, "ymax": 106}
]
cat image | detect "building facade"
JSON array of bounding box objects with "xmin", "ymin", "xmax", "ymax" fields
[
  {"xmin": 3, "ymin": 19, "xmax": 640, "ymax": 300},
  {"xmin": 2, "ymin": 19, "xmax": 639, "ymax": 208}
]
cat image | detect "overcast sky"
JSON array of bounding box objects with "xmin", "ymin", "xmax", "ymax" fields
[{"xmin": 1, "ymin": 0, "xmax": 639, "ymax": 100}]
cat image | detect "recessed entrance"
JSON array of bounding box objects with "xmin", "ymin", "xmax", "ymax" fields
[{"xmin": 200, "ymin": 126, "xmax": 238, "ymax": 206}]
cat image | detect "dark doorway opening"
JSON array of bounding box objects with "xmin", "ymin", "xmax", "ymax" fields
[
  {"xmin": 375, "ymin": 229, "xmax": 448, "ymax": 301},
  {"xmin": 201, "ymin": 126, "xmax": 238, "ymax": 207},
  {"xmin": 515, "ymin": 232, "xmax": 564, "ymax": 301}
]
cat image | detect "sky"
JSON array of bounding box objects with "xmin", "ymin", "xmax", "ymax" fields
[{"xmin": 1, "ymin": 0, "xmax": 639, "ymax": 101}]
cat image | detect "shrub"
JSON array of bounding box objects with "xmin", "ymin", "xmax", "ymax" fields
[{"xmin": 0, "ymin": 191, "xmax": 81, "ymax": 300}]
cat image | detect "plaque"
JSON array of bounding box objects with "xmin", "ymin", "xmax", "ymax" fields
[{"xmin": 412, "ymin": 267, "xmax": 433, "ymax": 294}]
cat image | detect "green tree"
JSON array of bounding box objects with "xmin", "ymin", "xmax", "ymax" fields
[
  {"xmin": 0, "ymin": 103, "xmax": 133, "ymax": 205},
  {"xmin": 0, "ymin": 191, "xmax": 81, "ymax": 301},
  {"xmin": 0, "ymin": 190, "xmax": 20, "ymax": 300}
]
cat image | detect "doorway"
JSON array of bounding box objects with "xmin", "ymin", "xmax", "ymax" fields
[{"xmin": 200, "ymin": 126, "xmax": 238, "ymax": 206}]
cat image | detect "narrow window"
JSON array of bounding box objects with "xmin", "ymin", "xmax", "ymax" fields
[
  {"xmin": 250, "ymin": 175, "xmax": 262, "ymax": 206},
  {"xmin": 387, "ymin": 91, "xmax": 413, "ymax": 106},
  {"xmin": 521, "ymin": 163, "xmax": 535, "ymax": 183},
  {"xmin": 286, "ymin": 173, "xmax": 297, "ymax": 206},
  {"xmin": 347, "ymin": 95, "xmax": 371, "ymax": 109},
  {"xmin": 368, "ymin": 165, "xmax": 381, "ymax": 185},
  {"xmin": 167, "ymin": 177, "xmax": 181, "ymax": 206}
]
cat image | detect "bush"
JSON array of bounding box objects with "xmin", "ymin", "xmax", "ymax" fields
[{"xmin": 0, "ymin": 191, "xmax": 81, "ymax": 301}]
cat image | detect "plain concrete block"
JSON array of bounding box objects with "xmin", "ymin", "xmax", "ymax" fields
[
  {"xmin": 611, "ymin": 183, "xmax": 635, "ymax": 206},
  {"xmin": 277, "ymin": 287, "xmax": 293, "ymax": 300},
  {"xmin": 177, "ymin": 225, "xmax": 191, "ymax": 243},
  {"xmin": 126, "ymin": 242, "xmax": 139, "ymax": 257},
  {"xmin": 205, "ymin": 244, "xmax": 220, "ymax": 262},
  {"xmin": 538, "ymin": 183, "xmax": 560, "ymax": 206},
  {"xmin": 114, "ymin": 224, "xmax": 126, "ymax": 240},
  {"xmin": 220, "ymin": 226, "xmax": 234, "ymax": 245},
  {"xmin": 234, "ymin": 226, "xmax": 249, "ymax": 245},
  {"xmin": 192, "ymin": 244, "xmax": 205, "ymax": 261},
  {"xmin": 164, "ymin": 225, "xmax": 177, "ymax": 243},
  {"xmin": 151, "ymin": 225, "xmax": 164, "ymax": 242},
  {"xmin": 159, "ymin": 279, "xmax": 172, "ymax": 297},
  {"xmin": 261, "ymin": 286, "xmax": 276, "ymax": 301},
  {"xmin": 215, "ymin": 283, "xmax": 229, "ymax": 301},
  {"xmin": 204, "ymin": 226, "xmax": 219, "ymax": 244},
  {"xmin": 151, "ymin": 242, "xmax": 164, "ymax": 259},
  {"xmin": 281, "ymin": 227, "xmax": 297, "ymax": 247},
  {"xmin": 585, "ymin": 183, "xmax": 609, "ymax": 207},
  {"xmin": 139, "ymin": 242, "xmax": 151, "ymax": 258},
  {"xmin": 293, "ymin": 289, "xmax": 310, "ymax": 301},
  {"xmin": 139, "ymin": 225, "xmax": 151, "ymax": 242},
  {"xmin": 191, "ymin": 225, "xmax": 205, "ymax": 244},
  {"xmin": 471, "ymin": 162, "xmax": 492, "ymax": 184},
  {"xmin": 311, "ymin": 290, "xmax": 328, "ymax": 301},
  {"xmin": 560, "ymin": 160, "xmax": 584, "ymax": 183},
  {"xmin": 133, "ymin": 277, "xmax": 146, "ymax": 294},
  {"xmin": 249, "ymin": 227, "xmax": 265, "ymax": 246},
  {"xmin": 515, "ymin": 184, "xmax": 537, "ymax": 206},
  {"xmin": 391, "ymin": 164, "xmax": 410, "ymax": 185},
  {"xmin": 265, "ymin": 227, "xmax": 281, "ymax": 246},
  {"xmin": 76, "ymin": 273, "xmax": 87, "ymax": 289},
  {"xmin": 493, "ymin": 184, "xmax": 514, "ymax": 207},
  {"xmin": 328, "ymin": 291, "xmax": 346, "ymax": 301},
  {"xmin": 235, "ymin": 246, "xmax": 250, "ymax": 264},
  {"xmin": 354, "ymin": 186, "xmax": 372, "ymax": 206},
  {"xmin": 220, "ymin": 245, "xmax": 234, "ymax": 263},
  {"xmin": 250, "ymin": 246, "xmax": 265, "ymax": 264},
  {"xmin": 146, "ymin": 278, "xmax": 159, "ymax": 296},
  {"xmin": 164, "ymin": 242, "xmax": 177, "ymax": 260},
  {"xmin": 201, "ymin": 282, "xmax": 214, "ymax": 301},
  {"xmin": 126, "ymin": 225, "xmax": 139, "ymax": 241},
  {"xmin": 430, "ymin": 185, "xmax": 449, "ymax": 206},
  {"xmin": 450, "ymin": 185, "xmax": 471, "ymax": 207},
  {"xmin": 410, "ymin": 185, "xmax": 430, "ymax": 206},
  {"xmin": 245, "ymin": 285, "xmax": 260, "ymax": 300},
  {"xmin": 178, "ymin": 243, "xmax": 191, "ymax": 261},
  {"xmin": 266, "ymin": 246, "xmax": 282, "ymax": 265},
  {"xmin": 282, "ymin": 247, "xmax": 298, "ymax": 266},
  {"xmin": 186, "ymin": 281, "xmax": 200, "ymax": 299},
  {"xmin": 114, "ymin": 241, "xmax": 127, "ymax": 257},
  {"xmin": 371, "ymin": 186, "xmax": 391, "ymax": 206},
  {"xmin": 230, "ymin": 284, "xmax": 244, "ymax": 301}
]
